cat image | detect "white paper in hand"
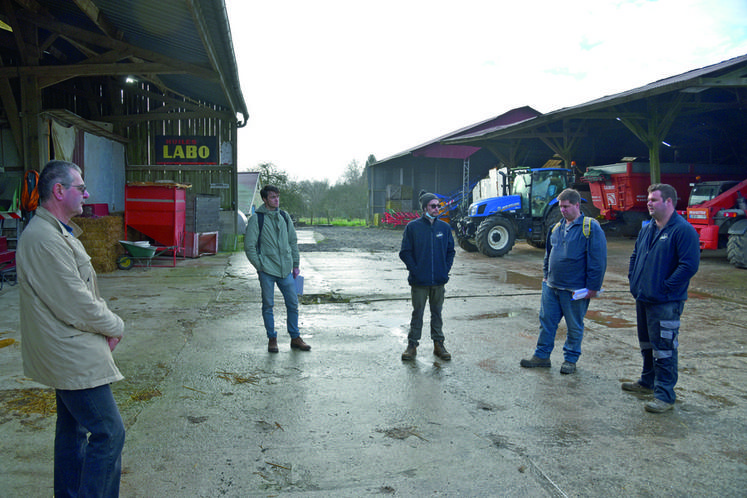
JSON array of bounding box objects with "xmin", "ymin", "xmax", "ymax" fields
[{"xmin": 572, "ymin": 288, "xmax": 589, "ymax": 300}]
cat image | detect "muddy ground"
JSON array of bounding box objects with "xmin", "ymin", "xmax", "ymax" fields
[
  {"xmin": 1, "ymin": 224, "xmax": 746, "ymax": 497},
  {"xmin": 301, "ymin": 225, "xmax": 747, "ymax": 305},
  {"xmin": 297, "ymin": 225, "xmax": 403, "ymax": 253}
]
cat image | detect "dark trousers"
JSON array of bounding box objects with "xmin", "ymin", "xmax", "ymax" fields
[
  {"xmin": 635, "ymin": 300, "xmax": 685, "ymax": 404},
  {"xmin": 408, "ymin": 284, "xmax": 446, "ymax": 346},
  {"xmin": 55, "ymin": 384, "xmax": 125, "ymax": 498}
]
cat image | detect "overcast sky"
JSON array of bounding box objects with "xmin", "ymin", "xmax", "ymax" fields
[{"xmin": 225, "ymin": 0, "xmax": 747, "ymax": 183}]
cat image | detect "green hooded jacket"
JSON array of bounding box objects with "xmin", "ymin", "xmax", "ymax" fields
[{"xmin": 244, "ymin": 204, "xmax": 299, "ymax": 278}]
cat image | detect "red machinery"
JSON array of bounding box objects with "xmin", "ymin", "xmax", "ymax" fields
[
  {"xmin": 582, "ymin": 161, "xmax": 743, "ymax": 235},
  {"xmin": 381, "ymin": 211, "xmax": 419, "ymax": 226},
  {"xmin": 0, "ymin": 236, "xmax": 15, "ymax": 289},
  {"xmin": 686, "ymin": 179, "xmax": 747, "ymax": 268},
  {"xmin": 124, "ymin": 183, "xmax": 188, "ymax": 266}
]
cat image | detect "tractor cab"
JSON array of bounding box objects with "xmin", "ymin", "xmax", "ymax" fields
[{"xmin": 513, "ymin": 168, "xmax": 570, "ymax": 219}]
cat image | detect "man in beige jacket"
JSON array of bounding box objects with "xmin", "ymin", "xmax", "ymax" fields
[{"xmin": 17, "ymin": 160, "xmax": 125, "ymax": 498}]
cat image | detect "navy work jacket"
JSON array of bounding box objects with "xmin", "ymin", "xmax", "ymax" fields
[
  {"xmin": 399, "ymin": 215, "xmax": 455, "ymax": 287},
  {"xmin": 628, "ymin": 213, "xmax": 700, "ymax": 303}
]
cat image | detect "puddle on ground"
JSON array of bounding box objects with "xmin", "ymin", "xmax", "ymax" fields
[
  {"xmin": 473, "ymin": 311, "xmax": 523, "ymax": 320},
  {"xmin": 389, "ymin": 327, "xmax": 408, "ymax": 340},
  {"xmin": 585, "ymin": 310, "xmax": 633, "ymax": 328},
  {"xmin": 472, "ymin": 270, "xmax": 543, "ymax": 289},
  {"xmin": 299, "ymin": 292, "xmax": 350, "ymax": 304}
]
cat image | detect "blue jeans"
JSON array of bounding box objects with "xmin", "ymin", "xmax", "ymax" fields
[
  {"xmin": 55, "ymin": 384, "xmax": 125, "ymax": 498},
  {"xmin": 258, "ymin": 271, "xmax": 300, "ymax": 339},
  {"xmin": 635, "ymin": 300, "xmax": 684, "ymax": 404},
  {"xmin": 534, "ymin": 281, "xmax": 590, "ymax": 363},
  {"xmin": 408, "ymin": 285, "xmax": 445, "ymax": 346}
]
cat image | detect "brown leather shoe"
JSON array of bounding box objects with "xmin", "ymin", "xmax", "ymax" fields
[
  {"xmin": 401, "ymin": 344, "xmax": 417, "ymax": 361},
  {"xmin": 433, "ymin": 341, "xmax": 451, "ymax": 361},
  {"xmin": 622, "ymin": 381, "xmax": 654, "ymax": 394},
  {"xmin": 290, "ymin": 337, "xmax": 311, "ymax": 351},
  {"xmin": 268, "ymin": 337, "xmax": 278, "ymax": 353}
]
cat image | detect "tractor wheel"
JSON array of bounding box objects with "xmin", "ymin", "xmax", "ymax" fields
[
  {"xmin": 531, "ymin": 206, "xmax": 564, "ymax": 248},
  {"xmin": 546, "ymin": 205, "xmax": 563, "ymax": 229},
  {"xmin": 580, "ymin": 202, "xmax": 596, "ymax": 219},
  {"xmin": 458, "ymin": 237, "xmax": 478, "ymax": 252},
  {"xmin": 620, "ymin": 211, "xmax": 648, "ymax": 238},
  {"xmin": 726, "ymin": 233, "xmax": 747, "ymax": 269},
  {"xmin": 117, "ymin": 255, "xmax": 134, "ymax": 270},
  {"xmin": 476, "ymin": 217, "xmax": 515, "ymax": 257}
]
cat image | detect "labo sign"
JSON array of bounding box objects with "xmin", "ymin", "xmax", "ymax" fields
[{"xmin": 155, "ymin": 136, "xmax": 218, "ymax": 165}]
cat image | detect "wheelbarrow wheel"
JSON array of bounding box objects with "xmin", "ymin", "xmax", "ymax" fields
[{"xmin": 117, "ymin": 255, "xmax": 134, "ymax": 270}]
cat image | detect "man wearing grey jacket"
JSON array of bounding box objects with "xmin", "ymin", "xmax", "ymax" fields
[
  {"xmin": 244, "ymin": 185, "xmax": 310, "ymax": 353},
  {"xmin": 17, "ymin": 160, "xmax": 125, "ymax": 498}
]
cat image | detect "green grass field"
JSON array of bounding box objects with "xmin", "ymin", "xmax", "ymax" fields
[{"xmin": 296, "ymin": 218, "xmax": 367, "ymax": 227}]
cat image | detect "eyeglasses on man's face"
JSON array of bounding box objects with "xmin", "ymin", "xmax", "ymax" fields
[
  {"xmin": 427, "ymin": 202, "xmax": 440, "ymax": 209},
  {"xmin": 63, "ymin": 183, "xmax": 88, "ymax": 193}
]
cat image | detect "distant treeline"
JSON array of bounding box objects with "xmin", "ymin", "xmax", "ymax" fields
[{"xmin": 253, "ymin": 155, "xmax": 375, "ymax": 224}]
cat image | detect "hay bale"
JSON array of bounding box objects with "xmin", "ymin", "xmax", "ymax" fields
[{"xmin": 74, "ymin": 215, "xmax": 125, "ymax": 273}]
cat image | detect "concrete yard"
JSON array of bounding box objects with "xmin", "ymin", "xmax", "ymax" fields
[{"xmin": 1, "ymin": 227, "xmax": 746, "ymax": 497}]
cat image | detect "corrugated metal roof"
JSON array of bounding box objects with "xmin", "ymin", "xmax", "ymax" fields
[
  {"xmin": 18, "ymin": 0, "xmax": 248, "ymax": 125},
  {"xmin": 374, "ymin": 106, "xmax": 542, "ymax": 165},
  {"xmin": 447, "ymin": 54, "xmax": 747, "ymax": 144}
]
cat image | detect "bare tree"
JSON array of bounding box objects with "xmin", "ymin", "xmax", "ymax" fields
[
  {"xmin": 299, "ymin": 179, "xmax": 330, "ymax": 224},
  {"xmin": 256, "ymin": 162, "xmax": 304, "ymax": 216}
]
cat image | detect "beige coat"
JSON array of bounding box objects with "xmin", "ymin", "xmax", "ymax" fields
[{"xmin": 17, "ymin": 206, "xmax": 124, "ymax": 390}]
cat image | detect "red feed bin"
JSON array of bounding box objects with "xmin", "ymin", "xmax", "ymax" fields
[{"xmin": 124, "ymin": 183, "xmax": 188, "ymax": 260}]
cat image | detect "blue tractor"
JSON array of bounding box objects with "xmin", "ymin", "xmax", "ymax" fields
[{"xmin": 456, "ymin": 168, "xmax": 592, "ymax": 257}]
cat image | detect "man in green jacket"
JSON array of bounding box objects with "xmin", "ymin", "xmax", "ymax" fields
[
  {"xmin": 244, "ymin": 185, "xmax": 310, "ymax": 353},
  {"xmin": 17, "ymin": 160, "xmax": 125, "ymax": 497}
]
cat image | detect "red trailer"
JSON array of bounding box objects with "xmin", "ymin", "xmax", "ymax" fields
[
  {"xmin": 124, "ymin": 183, "xmax": 188, "ymax": 266},
  {"xmin": 582, "ymin": 161, "xmax": 743, "ymax": 235}
]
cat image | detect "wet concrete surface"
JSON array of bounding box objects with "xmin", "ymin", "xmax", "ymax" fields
[{"xmin": 1, "ymin": 229, "xmax": 746, "ymax": 497}]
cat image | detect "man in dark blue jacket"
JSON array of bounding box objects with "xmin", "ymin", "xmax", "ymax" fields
[
  {"xmin": 520, "ymin": 188, "xmax": 607, "ymax": 374},
  {"xmin": 624, "ymin": 183, "xmax": 700, "ymax": 413},
  {"xmin": 399, "ymin": 191, "xmax": 455, "ymax": 361}
]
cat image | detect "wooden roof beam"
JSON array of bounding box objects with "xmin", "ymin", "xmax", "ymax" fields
[
  {"xmin": 0, "ymin": 62, "xmax": 190, "ymax": 88},
  {"xmin": 71, "ymin": 0, "xmax": 124, "ymax": 41},
  {"xmin": 15, "ymin": 10, "xmax": 218, "ymax": 81}
]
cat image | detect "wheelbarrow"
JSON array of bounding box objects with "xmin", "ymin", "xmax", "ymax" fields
[{"xmin": 117, "ymin": 240, "xmax": 157, "ymax": 270}]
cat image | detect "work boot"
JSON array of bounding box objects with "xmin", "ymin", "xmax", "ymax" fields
[
  {"xmin": 290, "ymin": 337, "xmax": 311, "ymax": 351},
  {"xmin": 268, "ymin": 337, "xmax": 278, "ymax": 353},
  {"xmin": 520, "ymin": 355, "xmax": 551, "ymax": 368},
  {"xmin": 560, "ymin": 361, "xmax": 576, "ymax": 374},
  {"xmin": 401, "ymin": 344, "xmax": 417, "ymax": 361},
  {"xmin": 433, "ymin": 341, "xmax": 451, "ymax": 361},
  {"xmin": 645, "ymin": 398, "xmax": 674, "ymax": 413},
  {"xmin": 621, "ymin": 381, "xmax": 654, "ymax": 394}
]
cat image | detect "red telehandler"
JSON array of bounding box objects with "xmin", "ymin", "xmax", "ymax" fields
[{"xmin": 686, "ymin": 179, "xmax": 747, "ymax": 268}]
